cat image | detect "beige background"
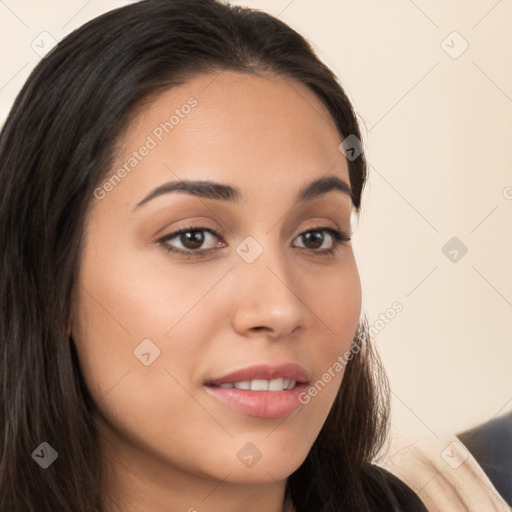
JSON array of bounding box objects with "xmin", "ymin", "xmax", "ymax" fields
[{"xmin": 1, "ymin": 0, "xmax": 511, "ymax": 441}]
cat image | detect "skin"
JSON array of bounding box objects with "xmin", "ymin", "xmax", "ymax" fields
[{"xmin": 71, "ymin": 70, "xmax": 362, "ymax": 512}]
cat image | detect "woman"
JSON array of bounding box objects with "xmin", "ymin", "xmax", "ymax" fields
[{"xmin": 0, "ymin": 1, "xmax": 427, "ymax": 510}]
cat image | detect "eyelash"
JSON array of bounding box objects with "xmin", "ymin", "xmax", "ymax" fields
[{"xmin": 158, "ymin": 225, "xmax": 352, "ymax": 258}]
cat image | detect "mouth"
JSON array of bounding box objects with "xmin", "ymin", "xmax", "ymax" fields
[
  {"xmin": 204, "ymin": 362, "xmax": 309, "ymax": 388},
  {"xmin": 210, "ymin": 377, "xmax": 299, "ymax": 391},
  {"xmin": 203, "ymin": 363, "xmax": 310, "ymax": 418}
]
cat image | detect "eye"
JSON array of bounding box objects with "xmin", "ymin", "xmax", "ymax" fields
[
  {"xmin": 158, "ymin": 226, "xmax": 351, "ymax": 258},
  {"xmin": 292, "ymin": 227, "xmax": 351, "ymax": 255},
  {"xmin": 159, "ymin": 226, "xmax": 224, "ymax": 256}
]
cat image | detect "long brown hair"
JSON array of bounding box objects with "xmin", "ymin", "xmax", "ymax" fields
[{"xmin": 0, "ymin": 1, "xmax": 390, "ymax": 510}]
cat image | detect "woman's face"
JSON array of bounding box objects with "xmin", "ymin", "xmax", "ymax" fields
[{"xmin": 72, "ymin": 70, "xmax": 361, "ymax": 502}]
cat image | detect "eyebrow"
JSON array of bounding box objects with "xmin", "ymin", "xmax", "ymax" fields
[{"xmin": 133, "ymin": 174, "xmax": 353, "ymax": 211}]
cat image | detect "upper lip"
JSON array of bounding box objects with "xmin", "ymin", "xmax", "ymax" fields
[{"xmin": 205, "ymin": 363, "xmax": 310, "ymax": 386}]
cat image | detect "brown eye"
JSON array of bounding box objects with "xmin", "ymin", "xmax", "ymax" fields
[
  {"xmin": 292, "ymin": 227, "xmax": 351, "ymax": 255},
  {"xmin": 160, "ymin": 227, "xmax": 223, "ymax": 255},
  {"xmin": 300, "ymin": 230, "xmax": 325, "ymax": 250},
  {"xmin": 178, "ymin": 230, "xmax": 206, "ymax": 250}
]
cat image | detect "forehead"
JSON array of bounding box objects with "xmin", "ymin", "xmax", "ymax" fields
[{"xmin": 105, "ymin": 70, "xmax": 349, "ymax": 207}]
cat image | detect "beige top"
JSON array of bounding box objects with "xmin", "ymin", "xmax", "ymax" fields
[{"xmin": 379, "ymin": 433, "xmax": 511, "ymax": 511}]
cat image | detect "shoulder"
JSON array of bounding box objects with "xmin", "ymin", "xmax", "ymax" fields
[
  {"xmin": 362, "ymin": 464, "xmax": 428, "ymax": 511},
  {"xmin": 377, "ymin": 433, "xmax": 511, "ymax": 511},
  {"xmin": 458, "ymin": 412, "xmax": 512, "ymax": 507}
]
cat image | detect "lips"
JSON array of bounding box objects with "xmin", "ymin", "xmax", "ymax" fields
[
  {"xmin": 204, "ymin": 363, "xmax": 310, "ymax": 387},
  {"xmin": 203, "ymin": 363, "xmax": 311, "ymax": 418}
]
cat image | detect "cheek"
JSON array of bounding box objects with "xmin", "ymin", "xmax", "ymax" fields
[
  {"xmin": 75, "ymin": 230, "xmax": 227, "ymax": 338},
  {"xmin": 300, "ymin": 254, "xmax": 362, "ymax": 405},
  {"xmin": 306, "ymin": 252, "xmax": 362, "ymax": 351}
]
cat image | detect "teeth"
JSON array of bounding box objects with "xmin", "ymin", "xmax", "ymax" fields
[
  {"xmin": 250, "ymin": 379, "xmax": 268, "ymax": 391},
  {"xmin": 217, "ymin": 378, "xmax": 297, "ymax": 391},
  {"xmin": 268, "ymin": 378, "xmax": 283, "ymax": 391}
]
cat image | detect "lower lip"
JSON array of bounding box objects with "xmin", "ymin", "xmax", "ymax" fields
[{"xmin": 204, "ymin": 383, "xmax": 308, "ymax": 418}]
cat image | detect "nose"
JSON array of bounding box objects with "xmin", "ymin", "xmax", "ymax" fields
[{"xmin": 229, "ymin": 240, "xmax": 312, "ymax": 339}]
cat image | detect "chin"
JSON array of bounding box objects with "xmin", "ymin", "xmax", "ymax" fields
[{"xmin": 216, "ymin": 447, "xmax": 309, "ymax": 485}]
